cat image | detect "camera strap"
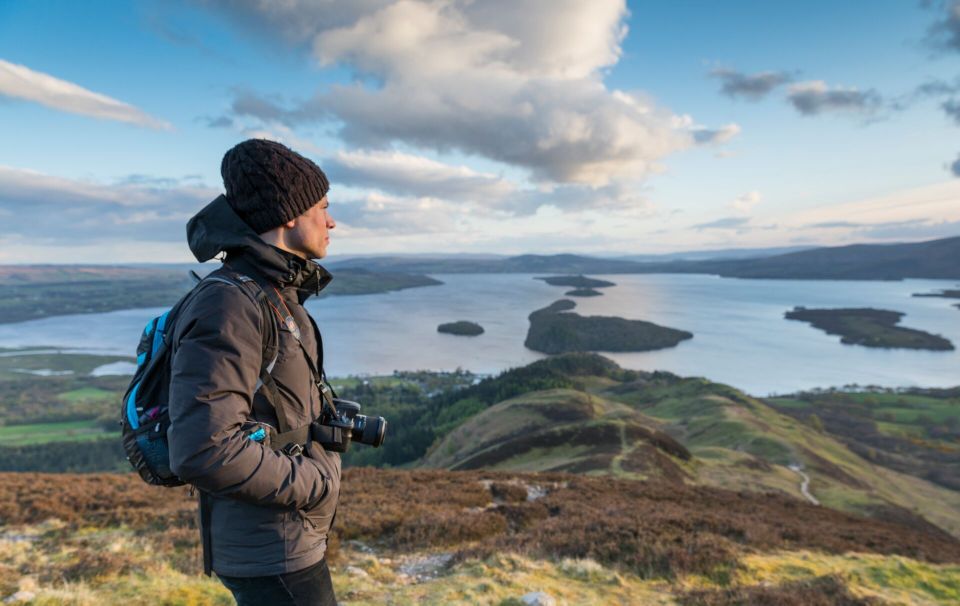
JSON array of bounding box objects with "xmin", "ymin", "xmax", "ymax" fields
[{"xmin": 230, "ymin": 261, "xmax": 338, "ymax": 450}]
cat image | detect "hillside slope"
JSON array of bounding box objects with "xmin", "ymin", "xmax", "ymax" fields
[
  {"xmin": 417, "ymin": 354, "xmax": 960, "ymax": 538},
  {"xmin": 2, "ymin": 470, "xmax": 959, "ymax": 605},
  {"xmin": 420, "ymin": 389, "xmax": 691, "ymax": 482}
]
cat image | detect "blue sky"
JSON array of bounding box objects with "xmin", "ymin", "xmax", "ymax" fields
[{"xmin": 0, "ymin": 0, "xmax": 958, "ymax": 263}]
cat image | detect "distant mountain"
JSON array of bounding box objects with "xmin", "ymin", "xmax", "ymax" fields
[
  {"xmin": 331, "ymin": 235, "xmax": 960, "ymax": 280},
  {"xmin": 610, "ymin": 245, "xmax": 818, "ymax": 262},
  {"xmin": 689, "ymin": 236, "xmax": 960, "ymax": 280},
  {"xmin": 328, "ymin": 253, "xmax": 645, "ymax": 274}
]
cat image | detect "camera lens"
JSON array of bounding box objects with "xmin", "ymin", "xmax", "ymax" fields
[{"xmin": 353, "ymin": 414, "xmax": 386, "ymax": 447}]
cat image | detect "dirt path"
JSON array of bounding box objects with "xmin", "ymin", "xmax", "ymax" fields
[
  {"xmin": 789, "ymin": 464, "xmax": 819, "ymax": 505},
  {"xmin": 610, "ymin": 421, "xmax": 641, "ymax": 476}
]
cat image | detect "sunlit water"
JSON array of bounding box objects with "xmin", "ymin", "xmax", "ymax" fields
[{"xmin": 1, "ymin": 273, "xmax": 957, "ymax": 396}]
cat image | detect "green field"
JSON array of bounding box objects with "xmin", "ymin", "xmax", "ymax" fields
[{"xmin": 0, "ymin": 419, "xmax": 117, "ymax": 446}]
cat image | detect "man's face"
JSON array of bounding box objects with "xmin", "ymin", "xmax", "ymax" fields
[{"xmin": 289, "ymin": 196, "xmax": 336, "ymax": 260}]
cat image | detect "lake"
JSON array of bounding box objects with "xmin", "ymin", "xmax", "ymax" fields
[{"xmin": 0, "ymin": 273, "xmax": 957, "ymax": 396}]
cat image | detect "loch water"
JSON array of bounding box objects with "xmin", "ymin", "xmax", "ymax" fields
[{"xmin": 0, "ymin": 273, "xmax": 957, "ymax": 396}]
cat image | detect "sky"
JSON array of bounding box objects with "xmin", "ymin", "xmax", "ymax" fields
[{"xmin": 0, "ymin": 0, "xmax": 959, "ymax": 263}]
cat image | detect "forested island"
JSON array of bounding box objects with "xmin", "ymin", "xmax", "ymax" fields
[
  {"xmin": 0, "ymin": 265, "xmax": 442, "ymax": 324},
  {"xmin": 784, "ymin": 307, "xmax": 955, "ymax": 351},
  {"xmin": 565, "ymin": 288, "xmax": 602, "ymax": 297},
  {"xmin": 437, "ymin": 320, "xmax": 484, "ymax": 336},
  {"xmin": 524, "ymin": 299, "xmax": 692, "ymax": 354},
  {"xmin": 536, "ymin": 275, "xmax": 616, "ymax": 288},
  {"xmin": 913, "ymin": 288, "xmax": 960, "ymax": 311}
]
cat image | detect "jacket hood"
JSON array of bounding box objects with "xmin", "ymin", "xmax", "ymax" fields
[{"xmin": 186, "ymin": 194, "xmax": 332, "ymax": 301}]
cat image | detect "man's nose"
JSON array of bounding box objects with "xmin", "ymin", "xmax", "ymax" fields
[{"xmin": 327, "ymin": 215, "xmax": 336, "ymax": 229}]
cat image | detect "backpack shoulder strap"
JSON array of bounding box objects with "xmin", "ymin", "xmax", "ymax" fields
[{"xmin": 194, "ymin": 269, "xmax": 285, "ymax": 427}]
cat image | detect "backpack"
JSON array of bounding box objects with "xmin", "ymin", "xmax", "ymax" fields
[{"xmin": 120, "ymin": 267, "xmax": 279, "ymax": 487}]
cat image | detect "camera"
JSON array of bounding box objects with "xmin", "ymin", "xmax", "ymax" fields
[{"xmin": 311, "ymin": 398, "xmax": 387, "ymax": 452}]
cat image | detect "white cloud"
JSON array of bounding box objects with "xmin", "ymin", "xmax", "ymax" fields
[
  {"xmin": 0, "ymin": 165, "xmax": 214, "ymax": 244},
  {"xmin": 730, "ymin": 190, "xmax": 762, "ymax": 213},
  {"xmin": 323, "ymin": 148, "xmax": 654, "ymax": 216},
  {"xmin": 326, "ymin": 149, "xmax": 515, "ymax": 202},
  {"xmin": 204, "ymin": 0, "xmax": 732, "ymax": 189},
  {"xmin": 0, "ymin": 59, "xmax": 171, "ymax": 129}
]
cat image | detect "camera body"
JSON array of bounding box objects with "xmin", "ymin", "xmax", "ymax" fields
[{"xmin": 311, "ymin": 398, "xmax": 387, "ymax": 453}]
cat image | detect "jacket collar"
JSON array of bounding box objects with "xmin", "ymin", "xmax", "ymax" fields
[{"xmin": 186, "ymin": 194, "xmax": 333, "ymax": 303}]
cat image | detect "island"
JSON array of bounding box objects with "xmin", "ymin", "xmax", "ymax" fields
[
  {"xmin": 524, "ymin": 299, "xmax": 693, "ymax": 354},
  {"xmin": 913, "ymin": 288, "xmax": 960, "ymax": 311},
  {"xmin": 784, "ymin": 307, "xmax": 955, "ymax": 351},
  {"xmin": 565, "ymin": 288, "xmax": 603, "ymax": 297},
  {"xmin": 536, "ymin": 275, "xmax": 616, "ymax": 288},
  {"xmin": 912, "ymin": 288, "xmax": 960, "ymax": 299},
  {"xmin": 437, "ymin": 321, "xmax": 484, "ymax": 336}
]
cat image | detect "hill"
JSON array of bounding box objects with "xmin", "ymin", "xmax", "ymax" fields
[
  {"xmin": 0, "ymin": 265, "xmax": 442, "ymax": 324},
  {"xmin": 419, "ymin": 389, "xmax": 691, "ymax": 482},
  {"xmin": 693, "ymin": 235, "xmax": 960, "ymax": 280},
  {"xmin": 402, "ymin": 354, "xmax": 960, "ymax": 539}
]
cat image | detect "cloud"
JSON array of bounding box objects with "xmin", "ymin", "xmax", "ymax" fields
[
  {"xmin": 206, "ymin": 115, "xmax": 234, "ymax": 128},
  {"xmin": 952, "ymin": 154, "xmax": 960, "ymax": 177},
  {"xmin": 786, "ymin": 81, "xmax": 882, "ymax": 116},
  {"xmin": 857, "ymin": 218, "xmax": 960, "ymax": 240},
  {"xmin": 944, "ymin": 99, "xmax": 960, "ymax": 125},
  {"xmin": 324, "ymin": 148, "xmax": 654, "ymax": 216},
  {"xmin": 201, "ymin": 0, "xmax": 733, "ymax": 188},
  {"xmin": 0, "ymin": 166, "xmax": 214, "ymax": 244},
  {"xmin": 331, "ymin": 191, "xmax": 461, "ymax": 235},
  {"xmin": 914, "ymin": 77, "xmax": 960, "ymax": 98},
  {"xmin": 0, "ymin": 59, "xmax": 171, "ymax": 129},
  {"xmin": 692, "ymin": 123, "xmax": 741, "ymax": 144},
  {"xmin": 730, "ymin": 191, "xmax": 761, "ymax": 213},
  {"xmin": 781, "ymin": 180, "xmax": 960, "ymax": 242},
  {"xmin": 693, "ymin": 216, "xmax": 751, "ymax": 230},
  {"xmin": 808, "ymin": 221, "xmax": 863, "ymax": 229},
  {"xmin": 325, "ymin": 150, "xmax": 514, "ymax": 202},
  {"xmin": 926, "ymin": 0, "xmax": 960, "ymax": 53},
  {"xmin": 710, "ymin": 68, "xmax": 792, "ymax": 100}
]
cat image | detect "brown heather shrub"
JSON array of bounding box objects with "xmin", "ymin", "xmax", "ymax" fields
[
  {"xmin": 678, "ymin": 575, "xmax": 882, "ymax": 606},
  {"xmin": 490, "ymin": 481, "xmax": 528, "ymax": 503},
  {"xmin": 1, "ymin": 469, "xmax": 959, "ymax": 582},
  {"xmin": 59, "ymin": 549, "xmax": 138, "ymax": 582}
]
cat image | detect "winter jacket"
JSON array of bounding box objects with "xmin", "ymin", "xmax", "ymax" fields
[{"xmin": 167, "ymin": 194, "xmax": 340, "ymax": 577}]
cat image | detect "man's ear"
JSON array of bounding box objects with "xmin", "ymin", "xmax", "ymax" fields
[{"xmin": 283, "ymin": 218, "xmax": 296, "ymax": 229}]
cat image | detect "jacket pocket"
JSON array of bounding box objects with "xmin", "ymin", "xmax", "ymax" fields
[{"xmin": 299, "ymin": 475, "xmax": 334, "ymax": 531}]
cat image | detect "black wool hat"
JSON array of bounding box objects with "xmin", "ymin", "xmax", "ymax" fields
[{"xmin": 220, "ymin": 139, "xmax": 330, "ymax": 234}]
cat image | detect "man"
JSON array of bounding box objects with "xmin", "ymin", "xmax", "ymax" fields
[{"xmin": 168, "ymin": 139, "xmax": 340, "ymax": 605}]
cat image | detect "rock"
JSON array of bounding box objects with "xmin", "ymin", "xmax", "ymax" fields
[
  {"xmin": 345, "ymin": 565, "xmax": 370, "ymax": 578},
  {"xmin": 521, "ymin": 591, "xmax": 557, "ymax": 606},
  {"xmin": 4, "ymin": 591, "xmax": 37, "ymax": 604}
]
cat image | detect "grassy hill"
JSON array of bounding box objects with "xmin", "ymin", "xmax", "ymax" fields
[
  {"xmin": 420, "ymin": 389, "xmax": 691, "ymax": 482},
  {"xmin": 407, "ymin": 354, "xmax": 960, "ymax": 540}
]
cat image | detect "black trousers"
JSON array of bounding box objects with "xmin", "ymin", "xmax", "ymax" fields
[{"xmin": 217, "ymin": 558, "xmax": 337, "ymax": 606}]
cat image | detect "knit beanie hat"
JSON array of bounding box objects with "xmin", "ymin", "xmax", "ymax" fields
[{"xmin": 220, "ymin": 139, "xmax": 330, "ymax": 234}]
